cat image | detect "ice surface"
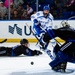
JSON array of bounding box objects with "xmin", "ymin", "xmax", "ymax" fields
[{"xmin": 0, "ymin": 43, "xmax": 75, "ymax": 75}]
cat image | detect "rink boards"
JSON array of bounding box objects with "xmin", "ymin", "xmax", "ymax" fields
[{"xmin": 0, "ymin": 20, "xmax": 75, "ymax": 43}]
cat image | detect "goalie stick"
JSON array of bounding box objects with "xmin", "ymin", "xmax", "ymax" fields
[
  {"xmin": 61, "ymin": 16, "xmax": 75, "ymax": 27},
  {"xmin": 26, "ymin": 23, "xmax": 54, "ymax": 60}
]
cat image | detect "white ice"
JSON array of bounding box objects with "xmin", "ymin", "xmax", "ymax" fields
[{"xmin": 0, "ymin": 42, "xmax": 75, "ymax": 75}]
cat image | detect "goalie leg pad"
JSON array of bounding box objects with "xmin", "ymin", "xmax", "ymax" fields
[{"xmin": 49, "ymin": 51, "xmax": 68, "ymax": 68}]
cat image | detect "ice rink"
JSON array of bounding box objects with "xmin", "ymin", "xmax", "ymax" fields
[{"xmin": 0, "ymin": 43, "xmax": 75, "ymax": 75}]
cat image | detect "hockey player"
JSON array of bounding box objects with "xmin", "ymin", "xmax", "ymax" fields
[
  {"xmin": 0, "ymin": 39, "xmax": 42, "ymax": 56},
  {"xmin": 31, "ymin": 5, "xmax": 54, "ymax": 49},
  {"xmin": 45, "ymin": 21, "xmax": 75, "ymax": 72},
  {"xmin": 31, "ymin": 6, "xmax": 55, "ymax": 60}
]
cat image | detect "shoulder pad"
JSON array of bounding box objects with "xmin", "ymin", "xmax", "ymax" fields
[{"xmin": 36, "ymin": 11, "xmax": 43, "ymax": 16}]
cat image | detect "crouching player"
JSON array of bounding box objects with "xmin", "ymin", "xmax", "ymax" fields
[
  {"xmin": 0, "ymin": 39, "xmax": 42, "ymax": 56},
  {"xmin": 46, "ymin": 21, "xmax": 75, "ymax": 73}
]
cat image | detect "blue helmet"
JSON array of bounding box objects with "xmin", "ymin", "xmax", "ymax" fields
[{"xmin": 43, "ymin": 6, "xmax": 50, "ymax": 10}]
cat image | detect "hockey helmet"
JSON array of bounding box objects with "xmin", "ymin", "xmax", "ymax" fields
[
  {"xmin": 61, "ymin": 20, "xmax": 70, "ymax": 27},
  {"xmin": 43, "ymin": 6, "xmax": 50, "ymax": 10},
  {"xmin": 20, "ymin": 39, "xmax": 29, "ymax": 45}
]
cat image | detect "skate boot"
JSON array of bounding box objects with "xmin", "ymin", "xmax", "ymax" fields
[
  {"xmin": 52, "ymin": 64, "xmax": 61, "ymax": 72},
  {"xmin": 52, "ymin": 62, "xmax": 67, "ymax": 72},
  {"xmin": 60, "ymin": 62, "xmax": 67, "ymax": 73}
]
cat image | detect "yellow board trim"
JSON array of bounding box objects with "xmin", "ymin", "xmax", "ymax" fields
[
  {"xmin": 0, "ymin": 38, "xmax": 65, "ymax": 43},
  {"xmin": 0, "ymin": 38, "xmax": 38, "ymax": 43}
]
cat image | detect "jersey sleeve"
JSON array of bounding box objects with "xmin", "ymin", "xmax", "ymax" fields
[
  {"xmin": 31, "ymin": 11, "xmax": 42, "ymax": 21},
  {"xmin": 47, "ymin": 13, "xmax": 54, "ymax": 29},
  {"xmin": 31, "ymin": 14, "xmax": 36, "ymax": 21}
]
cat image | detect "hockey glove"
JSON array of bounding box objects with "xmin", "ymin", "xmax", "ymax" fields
[
  {"xmin": 33, "ymin": 50, "xmax": 42, "ymax": 55},
  {"xmin": 33, "ymin": 19, "xmax": 40, "ymax": 26}
]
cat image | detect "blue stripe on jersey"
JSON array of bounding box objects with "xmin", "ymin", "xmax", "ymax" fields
[
  {"xmin": 37, "ymin": 16, "xmax": 44, "ymax": 19},
  {"xmin": 48, "ymin": 17, "xmax": 52, "ymax": 21},
  {"xmin": 60, "ymin": 42, "xmax": 72, "ymax": 51},
  {"xmin": 37, "ymin": 16, "xmax": 52, "ymax": 21},
  {"xmin": 11, "ymin": 49, "xmax": 16, "ymax": 56},
  {"xmin": 12, "ymin": 45, "xmax": 19, "ymax": 50},
  {"xmin": 11, "ymin": 45, "xmax": 19, "ymax": 56},
  {"xmin": 50, "ymin": 29, "xmax": 55, "ymax": 37},
  {"xmin": 47, "ymin": 29, "xmax": 53, "ymax": 39}
]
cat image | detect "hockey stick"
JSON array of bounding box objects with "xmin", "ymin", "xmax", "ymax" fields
[
  {"xmin": 67, "ymin": 16, "xmax": 75, "ymax": 21},
  {"xmin": 40, "ymin": 26, "xmax": 62, "ymax": 46},
  {"xmin": 61, "ymin": 16, "xmax": 75, "ymax": 27},
  {"xmin": 0, "ymin": 39, "xmax": 7, "ymax": 43},
  {"xmin": 25, "ymin": 23, "xmax": 40, "ymax": 41},
  {"xmin": 26, "ymin": 23, "xmax": 54, "ymax": 60}
]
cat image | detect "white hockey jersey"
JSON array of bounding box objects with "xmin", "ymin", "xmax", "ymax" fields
[{"xmin": 31, "ymin": 11, "xmax": 54, "ymax": 30}]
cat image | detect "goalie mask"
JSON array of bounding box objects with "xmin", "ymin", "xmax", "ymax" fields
[{"xmin": 61, "ymin": 21, "xmax": 70, "ymax": 27}]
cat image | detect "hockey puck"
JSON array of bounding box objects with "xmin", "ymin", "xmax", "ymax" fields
[{"xmin": 31, "ymin": 61, "xmax": 34, "ymax": 65}]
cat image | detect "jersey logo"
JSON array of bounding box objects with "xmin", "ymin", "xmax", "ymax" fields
[{"xmin": 37, "ymin": 13, "xmax": 40, "ymax": 16}]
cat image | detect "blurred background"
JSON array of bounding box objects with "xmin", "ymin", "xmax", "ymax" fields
[{"xmin": 0, "ymin": 0, "xmax": 75, "ymax": 20}]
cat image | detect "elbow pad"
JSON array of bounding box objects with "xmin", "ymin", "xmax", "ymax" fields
[{"xmin": 33, "ymin": 19, "xmax": 39, "ymax": 25}]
